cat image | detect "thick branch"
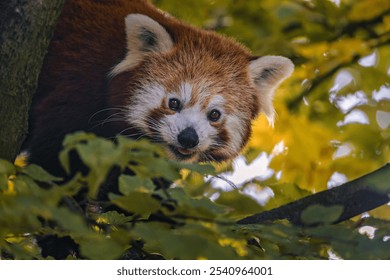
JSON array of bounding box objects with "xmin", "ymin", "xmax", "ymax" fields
[
  {"xmin": 0, "ymin": 0, "xmax": 64, "ymax": 162},
  {"xmin": 238, "ymin": 164, "xmax": 390, "ymax": 225}
]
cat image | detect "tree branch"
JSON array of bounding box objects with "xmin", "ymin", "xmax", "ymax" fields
[
  {"xmin": 237, "ymin": 164, "xmax": 390, "ymax": 226},
  {"xmin": 286, "ymin": 7, "xmax": 390, "ymax": 112},
  {"xmin": 286, "ymin": 32, "xmax": 389, "ymax": 112},
  {"xmin": 286, "ymin": 55, "xmax": 360, "ymax": 112}
]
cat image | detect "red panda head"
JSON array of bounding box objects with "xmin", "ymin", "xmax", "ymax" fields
[{"xmin": 108, "ymin": 14, "xmax": 293, "ymax": 162}]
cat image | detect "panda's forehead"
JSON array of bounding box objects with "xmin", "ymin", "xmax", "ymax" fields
[{"xmin": 168, "ymin": 82, "xmax": 225, "ymax": 111}]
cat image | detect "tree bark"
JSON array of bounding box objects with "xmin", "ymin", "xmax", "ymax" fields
[
  {"xmin": 238, "ymin": 164, "xmax": 390, "ymax": 225},
  {"xmin": 0, "ymin": 0, "xmax": 64, "ymax": 162}
]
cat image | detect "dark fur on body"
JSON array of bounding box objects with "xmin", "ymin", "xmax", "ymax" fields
[{"xmin": 24, "ymin": 0, "xmax": 153, "ymax": 176}]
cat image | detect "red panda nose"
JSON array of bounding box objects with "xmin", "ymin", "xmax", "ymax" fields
[{"xmin": 178, "ymin": 127, "xmax": 199, "ymax": 149}]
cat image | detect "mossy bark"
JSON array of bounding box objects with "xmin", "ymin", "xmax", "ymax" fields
[{"xmin": 0, "ymin": 0, "xmax": 64, "ymax": 162}]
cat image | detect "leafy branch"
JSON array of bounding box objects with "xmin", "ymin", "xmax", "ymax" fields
[
  {"xmin": 1, "ymin": 133, "xmax": 390, "ymax": 260},
  {"xmin": 287, "ymin": 35, "xmax": 389, "ymax": 111},
  {"xmin": 287, "ymin": 54, "xmax": 360, "ymax": 111},
  {"xmin": 238, "ymin": 164, "xmax": 390, "ymax": 226}
]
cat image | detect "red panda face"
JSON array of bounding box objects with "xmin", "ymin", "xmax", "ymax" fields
[
  {"xmin": 121, "ymin": 80, "xmax": 254, "ymax": 162},
  {"xmin": 108, "ymin": 14, "xmax": 294, "ymax": 163}
]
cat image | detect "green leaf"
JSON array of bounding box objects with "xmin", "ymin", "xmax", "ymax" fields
[
  {"xmin": 76, "ymin": 138, "xmax": 117, "ymax": 168},
  {"xmin": 62, "ymin": 131, "xmax": 96, "ymax": 147},
  {"xmin": 0, "ymin": 174, "xmax": 8, "ymax": 191},
  {"xmin": 118, "ymin": 175, "xmax": 156, "ymax": 195},
  {"xmin": 60, "ymin": 132, "xmax": 100, "ymax": 176},
  {"xmin": 301, "ymin": 204, "xmax": 344, "ymax": 225},
  {"xmin": 2, "ymin": 237, "xmax": 41, "ymax": 260},
  {"xmin": 13, "ymin": 175, "xmax": 42, "ymax": 194},
  {"xmin": 347, "ymin": 0, "xmax": 390, "ymax": 21},
  {"xmin": 359, "ymin": 164, "xmax": 390, "ymax": 194},
  {"xmin": 130, "ymin": 157, "xmax": 181, "ymax": 181},
  {"xmin": 76, "ymin": 138, "xmax": 120, "ymax": 198},
  {"xmin": 0, "ymin": 159, "xmax": 15, "ymax": 175},
  {"xmin": 175, "ymin": 161, "xmax": 216, "ymax": 176},
  {"xmin": 59, "ymin": 148, "xmax": 71, "ymax": 174},
  {"xmin": 23, "ymin": 164, "xmax": 62, "ymax": 183},
  {"xmin": 133, "ymin": 223, "xmax": 241, "ymax": 259},
  {"xmin": 0, "ymin": 159, "xmax": 15, "ymax": 190},
  {"xmin": 215, "ymin": 189, "xmax": 264, "ymax": 219},
  {"xmin": 78, "ymin": 237, "xmax": 124, "ymax": 260},
  {"xmin": 169, "ymin": 187, "xmax": 227, "ymax": 219},
  {"xmin": 109, "ymin": 192, "xmax": 161, "ymax": 216},
  {"xmin": 264, "ymin": 183, "xmax": 312, "ymax": 210},
  {"xmin": 51, "ymin": 208, "xmax": 91, "ymax": 235},
  {"xmin": 97, "ymin": 211, "xmax": 132, "ymax": 226},
  {"xmin": 307, "ymin": 224, "xmax": 390, "ymax": 259}
]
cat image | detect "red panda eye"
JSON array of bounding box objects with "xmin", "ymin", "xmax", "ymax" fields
[
  {"xmin": 208, "ymin": 109, "xmax": 221, "ymax": 122},
  {"xmin": 169, "ymin": 98, "xmax": 181, "ymax": 111}
]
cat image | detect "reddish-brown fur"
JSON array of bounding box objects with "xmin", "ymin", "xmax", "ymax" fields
[
  {"xmin": 25, "ymin": 0, "xmax": 261, "ymax": 176},
  {"xmin": 24, "ymin": 0, "xmax": 296, "ymax": 178}
]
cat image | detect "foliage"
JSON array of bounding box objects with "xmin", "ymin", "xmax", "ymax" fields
[
  {"xmin": 1, "ymin": 133, "xmax": 390, "ymax": 260},
  {"xmin": 154, "ymin": 0, "xmax": 390, "ymax": 217}
]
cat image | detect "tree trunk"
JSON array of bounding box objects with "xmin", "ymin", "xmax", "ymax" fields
[{"xmin": 0, "ymin": 0, "xmax": 64, "ymax": 162}]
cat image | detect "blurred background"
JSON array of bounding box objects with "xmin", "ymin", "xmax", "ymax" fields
[{"xmin": 153, "ymin": 0, "xmax": 390, "ymax": 219}]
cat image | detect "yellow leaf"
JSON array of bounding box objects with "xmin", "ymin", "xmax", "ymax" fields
[
  {"xmin": 368, "ymin": 205, "xmax": 390, "ymax": 221},
  {"xmin": 383, "ymin": 15, "xmax": 390, "ymax": 32},
  {"xmin": 250, "ymin": 102, "xmax": 338, "ymax": 190},
  {"xmin": 6, "ymin": 175, "xmax": 16, "ymax": 195},
  {"xmin": 14, "ymin": 152, "xmax": 28, "ymax": 168},
  {"xmin": 348, "ymin": 0, "xmax": 390, "ymax": 21},
  {"xmin": 218, "ymin": 237, "xmax": 248, "ymax": 257},
  {"xmin": 294, "ymin": 39, "xmax": 369, "ymax": 67}
]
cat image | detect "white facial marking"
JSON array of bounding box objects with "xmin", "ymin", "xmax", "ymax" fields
[
  {"xmin": 226, "ymin": 114, "xmax": 245, "ymax": 152},
  {"xmin": 179, "ymin": 82, "xmax": 193, "ymax": 104},
  {"xmin": 207, "ymin": 95, "xmax": 225, "ymax": 111},
  {"xmin": 127, "ymin": 84, "xmax": 165, "ymax": 131}
]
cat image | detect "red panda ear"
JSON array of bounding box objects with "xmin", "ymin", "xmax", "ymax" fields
[
  {"xmin": 124, "ymin": 14, "xmax": 173, "ymax": 53},
  {"xmin": 111, "ymin": 14, "xmax": 174, "ymax": 76},
  {"xmin": 249, "ymin": 56, "xmax": 294, "ymax": 125}
]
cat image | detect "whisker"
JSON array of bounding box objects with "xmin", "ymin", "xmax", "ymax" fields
[
  {"xmin": 102, "ymin": 112, "xmax": 126, "ymax": 124},
  {"xmin": 90, "ymin": 116, "xmax": 127, "ymax": 130},
  {"xmin": 117, "ymin": 126, "xmax": 137, "ymax": 136},
  {"xmin": 88, "ymin": 107, "xmax": 127, "ymax": 124}
]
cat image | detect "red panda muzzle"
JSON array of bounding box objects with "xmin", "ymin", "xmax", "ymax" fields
[{"xmin": 177, "ymin": 127, "xmax": 199, "ymax": 149}]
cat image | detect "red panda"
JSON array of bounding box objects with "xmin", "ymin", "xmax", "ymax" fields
[{"xmin": 24, "ymin": 0, "xmax": 294, "ymax": 177}]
